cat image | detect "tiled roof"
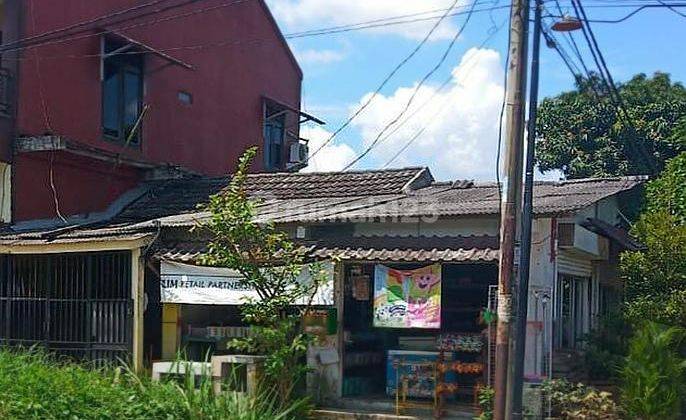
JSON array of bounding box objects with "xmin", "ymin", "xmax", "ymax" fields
[
  {"xmin": 0, "ymin": 168, "xmax": 646, "ymax": 247},
  {"xmin": 154, "ymin": 235, "xmax": 500, "ymax": 264},
  {"xmin": 112, "ymin": 167, "xmax": 430, "ymax": 223},
  {"xmin": 109, "ymin": 175, "xmax": 645, "ymax": 229}
]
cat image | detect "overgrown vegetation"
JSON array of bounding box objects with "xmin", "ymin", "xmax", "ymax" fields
[
  {"xmin": 0, "ymin": 347, "xmax": 309, "ymax": 420},
  {"xmin": 621, "ymin": 322, "xmax": 686, "ymax": 419},
  {"xmin": 198, "ymin": 147, "xmax": 330, "ymax": 402},
  {"xmin": 581, "ymin": 313, "xmax": 632, "ymax": 380},
  {"xmin": 542, "ymin": 379, "xmax": 622, "ymax": 420},
  {"xmin": 621, "ymin": 152, "xmax": 686, "ymax": 327}
]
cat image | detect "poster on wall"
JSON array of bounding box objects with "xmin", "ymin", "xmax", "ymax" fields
[{"xmin": 373, "ymin": 264, "xmax": 441, "ymax": 329}]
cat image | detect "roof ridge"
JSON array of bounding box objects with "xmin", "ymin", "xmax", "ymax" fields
[
  {"xmin": 354, "ymin": 233, "xmax": 498, "ymax": 239},
  {"xmin": 245, "ymin": 166, "xmax": 427, "ymax": 178},
  {"xmin": 558, "ymin": 175, "xmax": 650, "ymax": 184}
]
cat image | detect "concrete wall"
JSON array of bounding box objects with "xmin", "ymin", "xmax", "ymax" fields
[
  {"xmin": 353, "ymin": 217, "xmax": 499, "ymax": 237},
  {"xmin": 13, "ymin": 0, "xmax": 302, "ymax": 221}
]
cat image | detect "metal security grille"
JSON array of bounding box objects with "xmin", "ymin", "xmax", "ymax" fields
[{"xmin": 0, "ymin": 251, "xmax": 133, "ymax": 365}]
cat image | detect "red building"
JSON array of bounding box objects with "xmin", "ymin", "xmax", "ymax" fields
[{"xmin": 0, "ymin": 0, "xmax": 317, "ymax": 223}]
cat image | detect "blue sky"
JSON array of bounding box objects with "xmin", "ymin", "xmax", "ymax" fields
[{"xmin": 267, "ymin": 0, "xmax": 686, "ymax": 181}]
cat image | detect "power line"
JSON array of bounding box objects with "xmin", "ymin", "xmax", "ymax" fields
[
  {"xmin": 381, "ymin": 19, "xmax": 507, "ymax": 168},
  {"xmin": 304, "ymin": 0, "xmax": 465, "ymax": 165},
  {"xmin": 4, "ymin": 0, "xmax": 681, "ymax": 60},
  {"xmin": 571, "ymin": 0, "xmax": 658, "ymax": 174},
  {"xmin": 656, "ymin": 0, "xmax": 686, "ymax": 17},
  {"xmin": 0, "ymin": 3, "xmax": 516, "ymax": 64},
  {"xmin": 0, "ymin": 0, "xmax": 254, "ymax": 55},
  {"xmin": 1, "ymin": 0, "xmax": 174, "ymax": 52},
  {"xmin": 551, "ymin": 0, "xmax": 595, "ymax": 80},
  {"xmin": 550, "ymin": 2, "xmax": 686, "ymax": 23},
  {"xmin": 342, "ymin": 0, "xmax": 480, "ymax": 171}
]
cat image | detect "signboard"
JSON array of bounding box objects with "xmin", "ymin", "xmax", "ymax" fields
[
  {"xmin": 160, "ymin": 260, "xmax": 334, "ymax": 306},
  {"xmin": 373, "ymin": 264, "xmax": 441, "ymax": 329}
]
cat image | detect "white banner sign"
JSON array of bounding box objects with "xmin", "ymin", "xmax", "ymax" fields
[{"xmin": 160, "ymin": 260, "xmax": 334, "ymax": 306}]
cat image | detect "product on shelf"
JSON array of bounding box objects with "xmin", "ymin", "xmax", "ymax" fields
[
  {"xmin": 437, "ymin": 333, "xmax": 484, "ymax": 353},
  {"xmin": 436, "ymin": 361, "xmax": 484, "ymax": 375}
]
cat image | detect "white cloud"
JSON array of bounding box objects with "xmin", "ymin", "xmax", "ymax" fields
[
  {"xmin": 294, "ymin": 48, "xmax": 347, "ymax": 65},
  {"xmin": 268, "ymin": 0, "xmax": 465, "ymax": 40},
  {"xmin": 349, "ymin": 47, "xmax": 506, "ymax": 180},
  {"xmin": 301, "ymin": 125, "xmax": 357, "ymax": 172}
]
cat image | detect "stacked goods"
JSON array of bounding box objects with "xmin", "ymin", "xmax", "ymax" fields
[
  {"xmin": 452, "ymin": 362, "xmax": 484, "ymax": 375},
  {"xmin": 437, "ymin": 361, "xmax": 484, "ymax": 375},
  {"xmin": 437, "ymin": 334, "xmax": 484, "ymax": 353},
  {"xmin": 435, "ymin": 382, "xmax": 459, "ymax": 395}
]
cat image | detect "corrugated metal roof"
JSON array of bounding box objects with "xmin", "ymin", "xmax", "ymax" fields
[{"xmin": 0, "ymin": 231, "xmax": 153, "ymax": 246}]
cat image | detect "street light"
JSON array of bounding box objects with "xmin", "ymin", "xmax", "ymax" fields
[{"xmin": 551, "ymin": 15, "xmax": 583, "ymax": 32}]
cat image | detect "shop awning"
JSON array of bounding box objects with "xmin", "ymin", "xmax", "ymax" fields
[
  {"xmin": 155, "ymin": 235, "xmax": 500, "ymax": 264},
  {"xmin": 159, "ymin": 260, "xmax": 334, "ymax": 306}
]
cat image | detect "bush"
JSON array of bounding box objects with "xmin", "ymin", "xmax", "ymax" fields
[
  {"xmin": 621, "ymin": 322, "xmax": 686, "ymax": 419},
  {"xmin": 542, "ymin": 379, "xmax": 621, "ymax": 419},
  {"xmin": 474, "ymin": 385, "xmax": 494, "ymax": 420},
  {"xmin": 0, "ymin": 347, "xmax": 310, "ymax": 419},
  {"xmin": 621, "ymin": 152, "xmax": 686, "ymax": 328},
  {"xmin": 581, "ymin": 313, "xmax": 632, "ymax": 380}
]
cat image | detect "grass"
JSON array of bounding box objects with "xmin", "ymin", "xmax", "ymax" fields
[{"xmin": 0, "ymin": 347, "xmax": 310, "ymax": 420}]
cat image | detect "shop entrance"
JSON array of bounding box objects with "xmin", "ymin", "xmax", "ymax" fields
[{"xmin": 341, "ymin": 262, "xmax": 497, "ymax": 407}]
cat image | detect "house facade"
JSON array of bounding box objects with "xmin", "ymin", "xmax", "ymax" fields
[
  {"xmin": 0, "ymin": 0, "xmax": 315, "ymax": 224},
  {"xmin": 0, "ymin": 167, "xmax": 644, "ymax": 406}
]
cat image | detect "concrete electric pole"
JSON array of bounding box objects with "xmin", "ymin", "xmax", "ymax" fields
[
  {"xmin": 493, "ymin": 0, "xmax": 530, "ymax": 419},
  {"xmin": 509, "ymin": 0, "xmax": 543, "ymax": 417}
]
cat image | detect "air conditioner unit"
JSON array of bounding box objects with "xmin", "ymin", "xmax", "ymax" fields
[{"xmin": 289, "ymin": 141, "xmax": 308, "ymax": 164}]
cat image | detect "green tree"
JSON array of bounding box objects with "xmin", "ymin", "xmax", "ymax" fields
[
  {"xmin": 621, "ymin": 153, "xmax": 686, "ymax": 327},
  {"xmin": 198, "ymin": 147, "xmax": 330, "ymax": 402},
  {"xmin": 536, "ymin": 72, "xmax": 686, "ymax": 178}
]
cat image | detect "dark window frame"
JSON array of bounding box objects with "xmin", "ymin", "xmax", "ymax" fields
[
  {"xmin": 102, "ymin": 39, "xmax": 144, "ymax": 147},
  {"xmin": 263, "ymin": 105, "xmax": 286, "ymax": 171}
]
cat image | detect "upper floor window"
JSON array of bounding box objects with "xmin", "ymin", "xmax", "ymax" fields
[
  {"xmin": 102, "ymin": 39, "xmax": 143, "ymax": 146},
  {"xmin": 264, "ymin": 106, "xmax": 285, "ymax": 171}
]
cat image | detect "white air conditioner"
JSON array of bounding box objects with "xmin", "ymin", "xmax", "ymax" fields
[{"xmin": 289, "ymin": 141, "xmax": 308, "ymax": 164}]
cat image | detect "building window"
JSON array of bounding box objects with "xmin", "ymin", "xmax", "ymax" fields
[
  {"xmin": 102, "ymin": 39, "xmax": 144, "ymax": 145},
  {"xmin": 178, "ymin": 91, "xmax": 192, "ymax": 105},
  {"xmin": 264, "ymin": 107, "xmax": 285, "ymax": 170}
]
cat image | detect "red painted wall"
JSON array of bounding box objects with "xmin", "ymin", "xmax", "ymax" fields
[
  {"xmin": 14, "ymin": 0, "xmax": 302, "ymax": 221},
  {"xmin": 14, "ymin": 152, "xmax": 141, "ymax": 221}
]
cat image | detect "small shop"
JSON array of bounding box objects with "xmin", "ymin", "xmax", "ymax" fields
[
  {"xmin": 155, "ymin": 259, "xmax": 335, "ymax": 361},
  {"xmin": 339, "ymin": 260, "xmax": 499, "ymax": 412}
]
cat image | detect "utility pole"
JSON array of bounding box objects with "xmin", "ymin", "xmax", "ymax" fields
[
  {"xmin": 509, "ymin": 0, "xmax": 543, "ymax": 418},
  {"xmin": 494, "ymin": 0, "xmax": 529, "ymax": 418}
]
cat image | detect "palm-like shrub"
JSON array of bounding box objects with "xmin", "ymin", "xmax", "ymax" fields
[{"xmin": 621, "ymin": 322, "xmax": 686, "ymax": 419}]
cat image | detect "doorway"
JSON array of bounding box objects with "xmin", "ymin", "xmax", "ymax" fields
[{"xmin": 556, "ymin": 274, "xmax": 591, "ymax": 349}]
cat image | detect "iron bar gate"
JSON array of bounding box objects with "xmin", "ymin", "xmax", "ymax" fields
[{"xmin": 0, "ymin": 251, "xmax": 133, "ymax": 365}]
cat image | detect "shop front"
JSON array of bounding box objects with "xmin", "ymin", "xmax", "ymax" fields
[
  {"xmin": 337, "ymin": 260, "xmax": 498, "ymax": 413},
  {"xmin": 155, "ymin": 259, "xmax": 335, "ymax": 361}
]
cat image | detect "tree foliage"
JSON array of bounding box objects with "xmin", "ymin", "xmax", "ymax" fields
[
  {"xmin": 536, "ymin": 72, "xmax": 686, "ymax": 178},
  {"xmin": 621, "ymin": 322, "xmax": 686, "ymax": 419},
  {"xmin": 198, "ymin": 147, "xmax": 330, "ymax": 401},
  {"xmin": 621, "ymin": 153, "xmax": 686, "ymax": 327}
]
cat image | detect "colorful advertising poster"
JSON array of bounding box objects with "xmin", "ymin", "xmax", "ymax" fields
[{"xmin": 373, "ymin": 264, "xmax": 441, "ymax": 329}]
